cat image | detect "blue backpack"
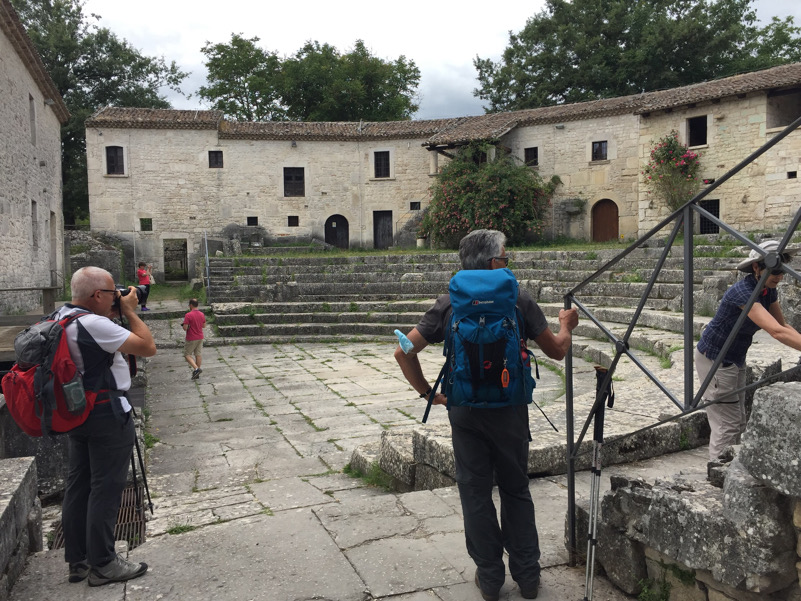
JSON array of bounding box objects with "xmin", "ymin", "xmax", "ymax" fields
[{"xmin": 422, "ymin": 268, "xmax": 537, "ymax": 422}]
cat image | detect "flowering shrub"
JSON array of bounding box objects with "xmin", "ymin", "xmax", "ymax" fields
[
  {"xmin": 420, "ymin": 142, "xmax": 560, "ymax": 248},
  {"xmin": 642, "ymin": 131, "xmax": 701, "ymax": 211}
]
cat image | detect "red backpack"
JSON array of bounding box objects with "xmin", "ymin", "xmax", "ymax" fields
[{"xmin": 1, "ymin": 310, "xmax": 103, "ymax": 436}]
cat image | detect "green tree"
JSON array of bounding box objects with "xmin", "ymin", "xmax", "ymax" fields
[
  {"xmin": 642, "ymin": 131, "xmax": 702, "ymax": 211},
  {"xmin": 198, "ymin": 37, "xmax": 420, "ymax": 122},
  {"xmin": 281, "ymin": 40, "xmax": 420, "ymax": 121},
  {"xmin": 474, "ymin": 0, "xmax": 801, "ymax": 112},
  {"xmin": 198, "ymin": 34, "xmax": 285, "ymax": 121},
  {"xmin": 12, "ymin": 0, "xmax": 188, "ymax": 224},
  {"xmin": 421, "ymin": 142, "xmax": 560, "ymax": 249}
]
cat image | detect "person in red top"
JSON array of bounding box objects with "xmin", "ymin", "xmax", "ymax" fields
[
  {"xmin": 181, "ymin": 298, "xmax": 206, "ymax": 380},
  {"xmin": 136, "ymin": 262, "xmax": 153, "ymax": 311}
]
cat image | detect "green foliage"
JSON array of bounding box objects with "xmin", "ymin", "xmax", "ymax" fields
[
  {"xmin": 642, "ymin": 131, "xmax": 702, "ymax": 211},
  {"xmin": 143, "ymin": 432, "xmax": 159, "ymax": 449},
  {"xmin": 343, "ymin": 462, "xmax": 395, "ymax": 491},
  {"xmin": 166, "ymin": 524, "xmax": 197, "ymax": 535},
  {"xmin": 638, "ymin": 577, "xmax": 671, "ymax": 601},
  {"xmin": 198, "ymin": 36, "xmax": 420, "ymax": 122},
  {"xmin": 421, "ymin": 142, "xmax": 560, "ymax": 249},
  {"xmin": 198, "ymin": 34, "xmax": 285, "ymax": 121},
  {"xmin": 281, "ymin": 40, "xmax": 420, "ymax": 122},
  {"xmin": 474, "ymin": 0, "xmax": 801, "ymax": 112},
  {"xmin": 12, "ymin": 0, "xmax": 188, "ymax": 224}
]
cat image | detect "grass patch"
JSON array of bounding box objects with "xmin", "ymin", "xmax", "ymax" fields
[
  {"xmin": 144, "ymin": 432, "xmax": 160, "ymax": 449},
  {"xmin": 637, "ymin": 577, "xmax": 670, "ymax": 601},
  {"xmin": 343, "ymin": 462, "xmax": 394, "ymax": 491},
  {"xmin": 166, "ymin": 524, "xmax": 197, "ymax": 535}
]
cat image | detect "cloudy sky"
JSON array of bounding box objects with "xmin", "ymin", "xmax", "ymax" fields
[{"xmin": 81, "ymin": 0, "xmax": 801, "ymax": 120}]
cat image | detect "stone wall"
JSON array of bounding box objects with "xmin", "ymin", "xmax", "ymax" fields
[
  {"xmin": 0, "ymin": 21, "xmax": 65, "ymax": 314},
  {"xmin": 502, "ymin": 113, "xmax": 641, "ymax": 241},
  {"xmin": 591, "ymin": 380, "xmax": 801, "ymax": 600},
  {"xmin": 0, "ymin": 457, "xmax": 43, "ymax": 598},
  {"xmin": 86, "ymin": 128, "xmax": 437, "ymax": 277},
  {"xmin": 638, "ymin": 92, "xmax": 801, "ymax": 238}
]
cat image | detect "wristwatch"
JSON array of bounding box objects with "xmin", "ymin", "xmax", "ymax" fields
[{"xmin": 419, "ymin": 388, "xmax": 432, "ymax": 399}]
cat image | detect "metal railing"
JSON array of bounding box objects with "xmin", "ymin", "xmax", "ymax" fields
[{"xmin": 564, "ymin": 113, "xmax": 801, "ymax": 566}]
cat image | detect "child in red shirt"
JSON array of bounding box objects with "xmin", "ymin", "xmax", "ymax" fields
[
  {"xmin": 136, "ymin": 262, "xmax": 153, "ymax": 311},
  {"xmin": 182, "ymin": 299, "xmax": 206, "ymax": 380}
]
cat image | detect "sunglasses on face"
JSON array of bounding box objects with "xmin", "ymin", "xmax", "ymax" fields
[{"xmin": 491, "ymin": 256, "xmax": 509, "ymax": 266}]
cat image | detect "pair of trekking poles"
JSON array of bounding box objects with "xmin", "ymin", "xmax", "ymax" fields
[{"xmin": 130, "ymin": 407, "xmax": 154, "ymax": 518}]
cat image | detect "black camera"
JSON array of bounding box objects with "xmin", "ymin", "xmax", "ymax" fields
[{"xmin": 112, "ymin": 285, "xmax": 147, "ymax": 309}]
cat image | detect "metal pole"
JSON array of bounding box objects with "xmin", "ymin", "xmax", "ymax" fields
[
  {"xmin": 204, "ymin": 230, "xmax": 211, "ymax": 304},
  {"xmin": 565, "ymin": 294, "xmax": 577, "ymax": 566},
  {"xmin": 683, "ymin": 207, "xmax": 694, "ymax": 410}
]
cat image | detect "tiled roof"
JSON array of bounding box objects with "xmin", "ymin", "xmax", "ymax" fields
[
  {"xmin": 218, "ymin": 118, "xmax": 456, "ymax": 141},
  {"xmin": 0, "ymin": 0, "xmax": 69, "ymax": 123},
  {"xmin": 82, "ymin": 62, "xmax": 801, "ymax": 144},
  {"xmin": 635, "ymin": 62, "xmax": 801, "ymax": 114},
  {"xmin": 86, "ymin": 107, "xmax": 224, "ymax": 129}
]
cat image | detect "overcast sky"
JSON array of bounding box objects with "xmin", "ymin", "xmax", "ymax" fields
[{"xmin": 81, "ymin": 0, "xmax": 801, "ymax": 121}]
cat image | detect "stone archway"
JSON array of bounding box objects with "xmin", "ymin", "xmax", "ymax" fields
[
  {"xmin": 591, "ymin": 199, "xmax": 619, "ymax": 242},
  {"xmin": 324, "ymin": 215, "xmax": 349, "ymax": 249}
]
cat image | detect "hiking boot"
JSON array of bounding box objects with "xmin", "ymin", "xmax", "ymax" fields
[
  {"xmin": 520, "ymin": 579, "xmax": 540, "ymax": 599},
  {"xmin": 68, "ymin": 561, "xmax": 90, "ymax": 583},
  {"xmin": 191, "ymin": 368, "xmax": 202, "ymax": 380},
  {"xmin": 88, "ymin": 554, "xmax": 148, "ymax": 587},
  {"xmin": 140, "ymin": 307, "xmax": 149, "ymax": 311},
  {"xmin": 474, "ymin": 569, "xmax": 500, "ymax": 601}
]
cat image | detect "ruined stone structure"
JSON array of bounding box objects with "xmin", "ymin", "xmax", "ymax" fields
[
  {"xmin": 0, "ymin": 0, "xmax": 68, "ymax": 313},
  {"xmin": 592, "ymin": 379, "xmax": 801, "ymax": 600},
  {"xmin": 85, "ymin": 63, "xmax": 801, "ymax": 280}
]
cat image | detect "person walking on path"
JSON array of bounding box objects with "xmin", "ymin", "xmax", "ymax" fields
[
  {"xmin": 57, "ymin": 266, "xmax": 156, "ymax": 586},
  {"xmin": 695, "ymin": 240, "xmax": 801, "ymax": 461},
  {"xmin": 394, "ymin": 229, "xmax": 578, "ymax": 601},
  {"xmin": 182, "ymin": 298, "xmax": 206, "ymax": 380},
  {"xmin": 136, "ymin": 262, "xmax": 153, "ymax": 311}
]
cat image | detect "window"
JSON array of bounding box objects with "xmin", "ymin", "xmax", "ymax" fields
[
  {"xmin": 698, "ymin": 199, "xmax": 719, "ymax": 234},
  {"xmin": 410, "ymin": 201, "xmax": 421, "ymax": 211},
  {"xmin": 247, "ymin": 216, "xmax": 258, "ymax": 226},
  {"xmin": 288, "ymin": 216, "xmax": 299, "ymax": 227},
  {"xmin": 106, "ymin": 146, "xmax": 125, "ymax": 175},
  {"xmin": 788, "ymin": 171, "xmax": 798, "ymax": 179},
  {"xmin": 591, "ymin": 141, "xmax": 608, "ymax": 162},
  {"xmin": 29, "ymin": 94, "xmax": 36, "ymax": 146},
  {"xmin": 374, "ymin": 151, "xmax": 390, "ymax": 178},
  {"xmin": 767, "ymin": 89, "xmax": 801, "ymax": 129},
  {"xmin": 687, "ymin": 116, "xmax": 707, "ymax": 147},
  {"xmin": 208, "ymin": 150, "xmax": 223, "ymax": 168},
  {"xmin": 140, "ymin": 218, "xmax": 153, "ymax": 231},
  {"xmin": 524, "ymin": 147, "xmax": 539, "ymax": 167},
  {"xmin": 284, "ymin": 167, "xmax": 305, "ymax": 197}
]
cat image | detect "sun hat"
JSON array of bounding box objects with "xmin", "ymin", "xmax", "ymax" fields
[{"xmin": 736, "ymin": 240, "xmax": 799, "ymax": 272}]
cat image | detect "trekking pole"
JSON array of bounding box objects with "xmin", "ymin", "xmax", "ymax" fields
[
  {"xmin": 131, "ymin": 408, "xmax": 154, "ymax": 514},
  {"xmin": 583, "ymin": 366, "xmax": 614, "ymax": 601}
]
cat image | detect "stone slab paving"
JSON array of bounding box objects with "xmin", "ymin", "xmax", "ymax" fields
[{"xmin": 11, "ymin": 298, "xmax": 801, "ymax": 601}]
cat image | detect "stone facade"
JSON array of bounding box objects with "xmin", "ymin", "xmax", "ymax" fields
[
  {"xmin": 0, "ymin": 0, "xmax": 68, "ymax": 314},
  {"xmin": 638, "ymin": 92, "xmax": 801, "ymax": 235},
  {"xmin": 85, "ymin": 63, "xmax": 801, "ymax": 279}
]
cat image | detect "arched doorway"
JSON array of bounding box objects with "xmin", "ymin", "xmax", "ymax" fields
[
  {"xmin": 591, "ymin": 199, "xmax": 619, "ymax": 242},
  {"xmin": 324, "ymin": 215, "xmax": 349, "ymax": 249}
]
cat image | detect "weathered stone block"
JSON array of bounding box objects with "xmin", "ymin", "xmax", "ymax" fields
[
  {"xmin": 413, "ymin": 464, "xmax": 456, "ymax": 491},
  {"xmin": 794, "ymin": 499, "xmax": 801, "ymax": 528},
  {"xmin": 644, "ymin": 548, "xmax": 705, "ymax": 601},
  {"xmin": 378, "ymin": 430, "xmax": 415, "ymax": 489},
  {"xmin": 739, "ymin": 382, "xmax": 801, "ymax": 498},
  {"xmin": 348, "ymin": 439, "xmax": 379, "ymax": 476}
]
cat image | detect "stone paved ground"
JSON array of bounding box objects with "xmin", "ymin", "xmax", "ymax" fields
[{"xmin": 11, "ymin": 300, "xmax": 800, "ymax": 600}]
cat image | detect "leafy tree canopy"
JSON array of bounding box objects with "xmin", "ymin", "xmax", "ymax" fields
[
  {"xmin": 198, "ymin": 36, "xmax": 421, "ymax": 122},
  {"xmin": 12, "ymin": 0, "xmax": 188, "ymax": 223},
  {"xmin": 421, "ymin": 142, "xmax": 560, "ymax": 249},
  {"xmin": 474, "ymin": 0, "xmax": 801, "ymax": 112}
]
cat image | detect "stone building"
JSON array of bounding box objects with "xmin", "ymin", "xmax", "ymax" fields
[
  {"xmin": 0, "ymin": 0, "xmax": 69, "ymax": 314},
  {"xmin": 85, "ymin": 62, "xmax": 801, "ymax": 280}
]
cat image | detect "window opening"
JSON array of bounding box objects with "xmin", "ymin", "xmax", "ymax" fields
[
  {"xmin": 208, "ymin": 150, "xmax": 223, "ymax": 168},
  {"xmin": 106, "ymin": 146, "xmax": 125, "ymax": 175},
  {"xmin": 284, "ymin": 167, "xmax": 305, "ymax": 197},
  {"xmin": 524, "ymin": 147, "xmax": 539, "ymax": 166},
  {"xmin": 591, "ymin": 141, "xmax": 608, "ymax": 162},
  {"xmin": 688, "ymin": 116, "xmax": 708, "ymax": 147},
  {"xmin": 374, "ymin": 151, "xmax": 390, "ymax": 178}
]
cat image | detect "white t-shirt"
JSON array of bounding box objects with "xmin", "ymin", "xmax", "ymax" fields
[{"xmin": 55, "ymin": 305, "xmax": 133, "ymax": 412}]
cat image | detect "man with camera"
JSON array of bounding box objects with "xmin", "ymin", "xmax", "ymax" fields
[
  {"xmin": 394, "ymin": 230, "xmax": 578, "ymax": 600},
  {"xmin": 53, "ymin": 266, "xmax": 156, "ymax": 586}
]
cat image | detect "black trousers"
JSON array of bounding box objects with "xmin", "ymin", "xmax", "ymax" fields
[
  {"xmin": 62, "ymin": 404, "xmax": 134, "ymax": 566},
  {"xmin": 449, "ymin": 404, "xmax": 541, "ymax": 593}
]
